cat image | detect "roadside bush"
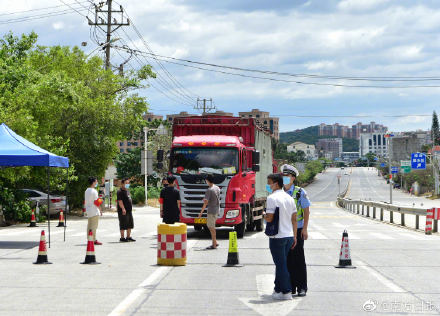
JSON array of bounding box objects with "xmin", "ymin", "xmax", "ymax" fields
[
  {"xmin": 131, "ymin": 186, "xmax": 145, "ymax": 205},
  {"xmin": 0, "ymin": 187, "xmax": 32, "ymax": 223},
  {"xmin": 147, "ymin": 186, "xmax": 161, "ymax": 199}
]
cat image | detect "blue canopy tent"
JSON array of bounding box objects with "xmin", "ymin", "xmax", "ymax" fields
[{"xmin": 0, "ymin": 123, "xmax": 69, "ymax": 246}]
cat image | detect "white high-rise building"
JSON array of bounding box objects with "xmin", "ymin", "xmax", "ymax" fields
[{"xmin": 359, "ymin": 133, "xmax": 388, "ymax": 157}]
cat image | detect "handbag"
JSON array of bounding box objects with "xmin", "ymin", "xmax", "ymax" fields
[{"xmin": 264, "ymin": 207, "xmax": 279, "ymax": 236}]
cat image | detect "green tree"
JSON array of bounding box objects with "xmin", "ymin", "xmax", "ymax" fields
[
  {"xmin": 115, "ymin": 147, "xmax": 142, "ymax": 180},
  {"xmin": 432, "ymin": 111, "xmax": 440, "ymax": 145},
  {"xmin": 0, "ymin": 32, "xmax": 155, "ymax": 207}
]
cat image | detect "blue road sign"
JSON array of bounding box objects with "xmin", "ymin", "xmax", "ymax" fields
[
  {"xmin": 374, "ymin": 157, "xmax": 378, "ymax": 161},
  {"xmin": 391, "ymin": 166, "xmax": 399, "ymax": 174},
  {"xmin": 411, "ymin": 153, "xmax": 426, "ymax": 170},
  {"xmin": 380, "ymin": 163, "xmax": 386, "ymax": 167}
]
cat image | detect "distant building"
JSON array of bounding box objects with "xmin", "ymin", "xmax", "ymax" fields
[
  {"xmin": 287, "ymin": 142, "xmax": 316, "ymax": 160},
  {"xmin": 389, "ymin": 131, "xmax": 431, "ymax": 162},
  {"xmin": 359, "ymin": 133, "xmax": 388, "ymax": 157},
  {"xmin": 143, "ymin": 112, "xmax": 163, "ymax": 122},
  {"xmin": 341, "ymin": 152, "xmax": 360, "ymax": 163},
  {"xmin": 205, "ymin": 110, "xmax": 234, "ymax": 116},
  {"xmin": 238, "ymin": 109, "xmax": 279, "ymax": 140},
  {"xmin": 316, "ymin": 138, "xmax": 343, "ymax": 160},
  {"xmin": 319, "ymin": 122, "xmax": 387, "ymax": 139},
  {"xmin": 166, "ymin": 111, "xmax": 194, "ymax": 123}
]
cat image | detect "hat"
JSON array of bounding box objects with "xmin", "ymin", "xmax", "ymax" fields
[{"xmin": 281, "ymin": 164, "xmax": 299, "ymax": 177}]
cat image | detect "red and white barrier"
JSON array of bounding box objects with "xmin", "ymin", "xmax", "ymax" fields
[{"xmin": 426, "ymin": 208, "xmax": 434, "ymax": 235}]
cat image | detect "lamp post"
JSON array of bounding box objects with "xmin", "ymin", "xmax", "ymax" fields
[{"xmin": 143, "ymin": 123, "xmax": 167, "ymax": 205}]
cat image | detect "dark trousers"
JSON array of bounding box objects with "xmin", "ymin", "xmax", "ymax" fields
[
  {"xmin": 287, "ymin": 228, "xmax": 307, "ymax": 292},
  {"xmin": 269, "ymin": 237, "xmax": 293, "ymax": 294}
]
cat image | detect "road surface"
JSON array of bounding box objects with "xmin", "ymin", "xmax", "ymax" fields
[{"xmin": 1, "ymin": 168, "xmax": 440, "ymax": 315}]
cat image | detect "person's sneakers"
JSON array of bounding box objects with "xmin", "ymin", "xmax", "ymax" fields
[
  {"xmin": 94, "ymin": 240, "xmax": 102, "ymax": 245},
  {"xmin": 120, "ymin": 237, "xmax": 128, "ymax": 242},
  {"xmin": 127, "ymin": 237, "xmax": 136, "ymax": 242},
  {"xmin": 297, "ymin": 289, "xmax": 307, "ymax": 297},
  {"xmin": 272, "ymin": 292, "xmax": 292, "ymax": 300}
]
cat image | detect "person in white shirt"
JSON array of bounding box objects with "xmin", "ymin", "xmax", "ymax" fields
[
  {"xmin": 84, "ymin": 177, "xmax": 103, "ymax": 245},
  {"xmin": 264, "ymin": 173, "xmax": 297, "ymax": 300}
]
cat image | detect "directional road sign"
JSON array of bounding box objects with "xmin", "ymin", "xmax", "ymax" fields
[
  {"xmin": 380, "ymin": 163, "xmax": 386, "ymax": 167},
  {"xmin": 391, "ymin": 166, "xmax": 399, "ymax": 174},
  {"xmin": 401, "ymin": 166, "xmax": 411, "ymax": 173},
  {"xmin": 411, "ymin": 153, "xmax": 426, "ymax": 170}
]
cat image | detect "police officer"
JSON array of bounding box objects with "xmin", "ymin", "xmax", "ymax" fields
[{"xmin": 281, "ymin": 164, "xmax": 311, "ymax": 297}]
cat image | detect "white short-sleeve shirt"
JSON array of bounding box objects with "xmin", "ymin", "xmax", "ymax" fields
[
  {"xmin": 266, "ymin": 189, "xmax": 297, "ymax": 238},
  {"xmin": 84, "ymin": 187, "xmax": 100, "ymax": 218}
]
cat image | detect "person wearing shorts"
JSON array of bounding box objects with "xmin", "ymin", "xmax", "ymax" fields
[
  {"xmin": 117, "ymin": 178, "xmax": 135, "ymax": 242},
  {"xmin": 197, "ymin": 174, "xmax": 220, "ymax": 249}
]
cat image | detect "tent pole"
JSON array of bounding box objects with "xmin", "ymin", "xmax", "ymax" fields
[
  {"xmin": 47, "ymin": 167, "xmax": 50, "ymax": 248},
  {"xmin": 64, "ymin": 168, "xmax": 68, "ymax": 242}
]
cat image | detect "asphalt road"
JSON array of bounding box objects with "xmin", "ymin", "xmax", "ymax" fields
[{"xmin": 1, "ymin": 168, "xmax": 440, "ymax": 315}]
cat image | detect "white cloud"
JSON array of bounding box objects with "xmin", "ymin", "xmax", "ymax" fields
[
  {"xmin": 338, "ymin": 0, "xmax": 391, "ymax": 12},
  {"xmin": 52, "ymin": 22, "xmax": 64, "ymax": 30}
]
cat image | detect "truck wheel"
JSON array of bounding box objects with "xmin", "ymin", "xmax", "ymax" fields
[
  {"xmin": 193, "ymin": 225, "xmax": 202, "ymax": 232},
  {"xmin": 254, "ymin": 218, "xmax": 264, "ymax": 231},
  {"xmin": 235, "ymin": 207, "xmax": 247, "ymax": 238}
]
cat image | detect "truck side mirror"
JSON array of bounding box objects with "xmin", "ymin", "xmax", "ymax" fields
[
  {"xmin": 252, "ymin": 150, "xmax": 260, "ymax": 165},
  {"xmin": 157, "ymin": 149, "xmax": 164, "ymax": 162},
  {"xmin": 252, "ymin": 164, "xmax": 260, "ymax": 172}
]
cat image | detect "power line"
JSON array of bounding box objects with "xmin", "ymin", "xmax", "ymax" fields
[
  {"xmin": 272, "ymin": 114, "xmax": 432, "ymax": 118},
  {"xmin": 0, "ymin": 7, "xmax": 88, "ymax": 24},
  {"xmin": 115, "ymin": 48, "xmax": 440, "ymax": 82},
  {"xmin": 0, "ymin": 1, "xmax": 89, "ymax": 16},
  {"xmin": 114, "ymin": 47, "xmax": 440, "ymax": 89}
]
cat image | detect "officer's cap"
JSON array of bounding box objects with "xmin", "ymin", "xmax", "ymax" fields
[{"xmin": 281, "ymin": 164, "xmax": 299, "ymax": 177}]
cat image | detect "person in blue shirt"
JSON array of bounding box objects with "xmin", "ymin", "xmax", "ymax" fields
[{"xmin": 281, "ymin": 164, "xmax": 311, "ymax": 297}]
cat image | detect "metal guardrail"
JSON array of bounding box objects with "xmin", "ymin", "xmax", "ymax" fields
[{"xmin": 337, "ymin": 197, "xmax": 438, "ymax": 234}]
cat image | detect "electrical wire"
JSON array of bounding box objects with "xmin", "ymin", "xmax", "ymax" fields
[
  {"xmin": 0, "ymin": 1, "xmax": 89, "ymax": 16},
  {"xmin": 0, "ymin": 7, "xmax": 88, "ymax": 24}
]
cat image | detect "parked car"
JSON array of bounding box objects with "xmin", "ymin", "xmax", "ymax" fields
[{"xmin": 19, "ymin": 189, "xmax": 66, "ymax": 215}]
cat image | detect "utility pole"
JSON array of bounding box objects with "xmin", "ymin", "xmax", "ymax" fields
[
  {"xmin": 195, "ymin": 98, "xmax": 215, "ymax": 115},
  {"xmin": 88, "ymin": 0, "xmax": 130, "ymax": 70},
  {"xmin": 386, "ymin": 133, "xmax": 394, "ymax": 204}
]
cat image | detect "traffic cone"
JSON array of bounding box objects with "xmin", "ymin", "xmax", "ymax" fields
[
  {"xmin": 223, "ymin": 231, "xmax": 243, "ymax": 267},
  {"xmin": 81, "ymin": 230, "xmax": 100, "ymax": 264},
  {"xmin": 28, "ymin": 209, "xmax": 37, "ymax": 227},
  {"xmin": 33, "ymin": 230, "xmax": 52, "ymax": 264},
  {"xmin": 56, "ymin": 210, "xmax": 65, "ymax": 227},
  {"xmin": 82, "ymin": 201, "xmax": 86, "ymax": 216},
  {"xmin": 335, "ymin": 230, "xmax": 356, "ymax": 269}
]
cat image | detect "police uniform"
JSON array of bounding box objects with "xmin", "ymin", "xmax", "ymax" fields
[{"xmin": 285, "ymin": 182, "xmax": 311, "ymax": 294}]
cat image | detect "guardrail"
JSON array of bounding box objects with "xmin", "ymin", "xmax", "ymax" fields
[{"xmin": 337, "ymin": 197, "xmax": 438, "ymax": 234}]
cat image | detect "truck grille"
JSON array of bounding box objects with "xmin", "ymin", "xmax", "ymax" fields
[{"xmin": 177, "ymin": 179, "xmax": 230, "ymax": 218}]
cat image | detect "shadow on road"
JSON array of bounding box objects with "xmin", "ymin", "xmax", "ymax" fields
[{"xmin": 0, "ymin": 241, "xmax": 38, "ymax": 249}]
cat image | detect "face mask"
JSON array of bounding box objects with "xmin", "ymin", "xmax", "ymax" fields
[
  {"xmin": 125, "ymin": 184, "xmax": 130, "ymax": 189},
  {"xmin": 95, "ymin": 183, "xmax": 98, "ymax": 188},
  {"xmin": 266, "ymin": 184, "xmax": 272, "ymax": 193},
  {"xmin": 283, "ymin": 176, "xmax": 291, "ymax": 185}
]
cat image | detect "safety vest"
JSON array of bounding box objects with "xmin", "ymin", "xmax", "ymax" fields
[{"xmin": 287, "ymin": 186, "xmax": 304, "ymax": 222}]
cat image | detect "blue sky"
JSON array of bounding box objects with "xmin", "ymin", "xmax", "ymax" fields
[{"xmin": 2, "ymin": 0, "xmax": 440, "ymax": 132}]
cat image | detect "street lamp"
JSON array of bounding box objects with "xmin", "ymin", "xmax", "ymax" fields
[{"xmin": 143, "ymin": 123, "xmax": 167, "ymax": 205}]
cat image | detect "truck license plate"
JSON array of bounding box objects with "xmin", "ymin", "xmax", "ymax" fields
[{"xmin": 194, "ymin": 218, "xmax": 207, "ymax": 224}]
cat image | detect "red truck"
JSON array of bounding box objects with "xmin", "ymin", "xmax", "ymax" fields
[{"xmin": 168, "ymin": 115, "xmax": 274, "ymax": 237}]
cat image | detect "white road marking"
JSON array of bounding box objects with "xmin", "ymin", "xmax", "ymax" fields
[
  {"xmin": 239, "ymin": 274, "xmax": 301, "ymax": 316},
  {"xmin": 309, "ymin": 224, "xmax": 324, "ymax": 231},
  {"xmin": 107, "ymin": 239, "xmax": 197, "ymax": 316},
  {"xmin": 332, "ymin": 222, "xmax": 346, "ymax": 228},
  {"xmin": 358, "ymin": 260, "xmax": 406, "ymax": 293},
  {"xmin": 396, "ymin": 232, "xmax": 427, "ymax": 240},
  {"xmin": 369, "ymin": 232, "xmax": 394, "ymax": 240},
  {"xmin": 308, "ymin": 231, "xmax": 328, "ymax": 239}
]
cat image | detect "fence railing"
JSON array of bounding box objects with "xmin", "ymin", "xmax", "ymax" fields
[{"xmin": 337, "ymin": 197, "xmax": 438, "ymax": 234}]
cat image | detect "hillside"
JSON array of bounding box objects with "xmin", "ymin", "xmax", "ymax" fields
[{"xmin": 280, "ymin": 125, "xmax": 359, "ymax": 152}]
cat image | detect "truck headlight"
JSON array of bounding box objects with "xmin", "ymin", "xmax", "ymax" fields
[{"xmin": 226, "ymin": 209, "xmax": 239, "ymax": 218}]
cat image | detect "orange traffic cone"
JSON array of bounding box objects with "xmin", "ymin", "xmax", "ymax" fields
[
  {"xmin": 28, "ymin": 209, "xmax": 37, "ymax": 227},
  {"xmin": 335, "ymin": 230, "xmax": 356, "ymax": 269},
  {"xmin": 33, "ymin": 230, "xmax": 51, "ymax": 264},
  {"xmin": 56, "ymin": 210, "xmax": 65, "ymax": 227},
  {"xmin": 81, "ymin": 230, "xmax": 100, "ymax": 264}
]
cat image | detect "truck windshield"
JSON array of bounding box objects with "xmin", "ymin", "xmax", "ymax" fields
[{"xmin": 171, "ymin": 147, "xmax": 238, "ymax": 175}]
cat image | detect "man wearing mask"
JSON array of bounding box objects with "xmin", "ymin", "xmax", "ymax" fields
[
  {"xmin": 281, "ymin": 164, "xmax": 311, "ymax": 297},
  {"xmin": 160, "ymin": 175, "xmax": 181, "ymax": 224},
  {"xmin": 84, "ymin": 177, "xmax": 103, "ymax": 245},
  {"xmin": 264, "ymin": 173, "xmax": 297, "ymax": 300},
  {"xmin": 117, "ymin": 178, "xmax": 135, "ymax": 242},
  {"xmin": 197, "ymin": 174, "xmax": 220, "ymax": 249},
  {"xmin": 161, "ymin": 177, "xmax": 168, "ymax": 188}
]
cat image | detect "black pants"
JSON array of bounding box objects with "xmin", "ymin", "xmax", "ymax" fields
[{"xmin": 287, "ymin": 227, "xmax": 307, "ymax": 292}]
